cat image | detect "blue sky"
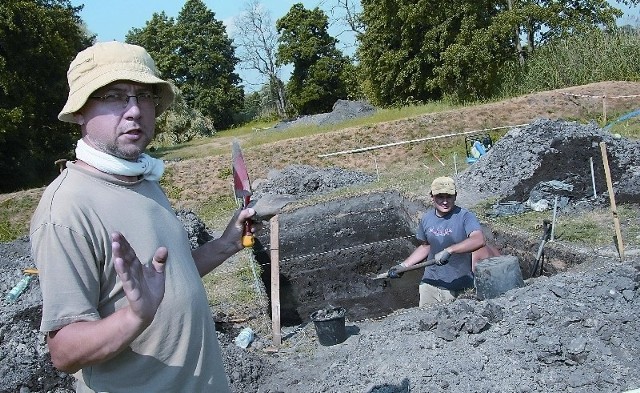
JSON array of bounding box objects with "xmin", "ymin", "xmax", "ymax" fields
[
  {"xmin": 71, "ymin": 1, "xmax": 637, "ymax": 91},
  {"xmin": 71, "ymin": 1, "xmax": 326, "ymax": 42},
  {"xmin": 70, "ymin": 1, "xmax": 356, "ymax": 90}
]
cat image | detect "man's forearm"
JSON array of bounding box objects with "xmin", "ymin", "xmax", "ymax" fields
[
  {"xmin": 192, "ymin": 236, "xmax": 243, "ymax": 276},
  {"xmin": 403, "ymin": 244, "xmax": 430, "ymax": 266},
  {"xmin": 47, "ymin": 306, "xmax": 150, "ymax": 373},
  {"xmin": 448, "ymin": 231, "xmax": 485, "ymax": 255}
]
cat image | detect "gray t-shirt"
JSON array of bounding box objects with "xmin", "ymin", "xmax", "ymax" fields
[
  {"xmin": 30, "ymin": 162, "xmax": 230, "ymax": 392},
  {"xmin": 417, "ymin": 206, "xmax": 482, "ymax": 291}
]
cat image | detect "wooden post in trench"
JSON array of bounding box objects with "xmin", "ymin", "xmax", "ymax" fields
[
  {"xmin": 270, "ymin": 215, "xmax": 282, "ymax": 346},
  {"xmin": 599, "ymin": 142, "xmax": 624, "ymax": 261}
]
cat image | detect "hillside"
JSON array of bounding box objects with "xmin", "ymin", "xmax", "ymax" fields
[
  {"xmin": 162, "ymin": 80, "xmax": 640, "ymax": 213},
  {"xmin": 1, "ymin": 81, "xmax": 640, "ymax": 393}
]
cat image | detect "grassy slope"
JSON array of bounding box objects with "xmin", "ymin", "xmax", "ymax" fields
[{"xmin": 2, "ymin": 81, "xmax": 639, "ymax": 326}]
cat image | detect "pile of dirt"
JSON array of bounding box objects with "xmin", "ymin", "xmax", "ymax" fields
[
  {"xmin": 2, "ymin": 113, "xmax": 640, "ymax": 391},
  {"xmin": 254, "ymin": 257, "xmax": 640, "ymax": 392},
  {"xmin": 0, "ymin": 238, "xmax": 76, "ymax": 392},
  {"xmin": 272, "ymin": 100, "xmax": 376, "ymax": 130},
  {"xmin": 456, "ymin": 118, "xmax": 640, "ymax": 210},
  {"xmin": 253, "ymin": 164, "xmax": 376, "ymax": 199}
]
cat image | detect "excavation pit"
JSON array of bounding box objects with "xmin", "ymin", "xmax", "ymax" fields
[
  {"xmin": 254, "ymin": 191, "xmax": 426, "ymax": 325},
  {"xmin": 254, "ymin": 190, "xmax": 585, "ymax": 327}
]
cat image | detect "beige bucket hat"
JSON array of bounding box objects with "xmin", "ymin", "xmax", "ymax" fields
[
  {"xmin": 58, "ymin": 41, "xmax": 175, "ymax": 123},
  {"xmin": 430, "ymin": 176, "xmax": 457, "ymax": 195}
]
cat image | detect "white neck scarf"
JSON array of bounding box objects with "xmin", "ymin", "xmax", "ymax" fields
[{"xmin": 75, "ymin": 139, "xmax": 164, "ymax": 181}]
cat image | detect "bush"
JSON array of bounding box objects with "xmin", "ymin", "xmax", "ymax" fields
[
  {"xmin": 152, "ymin": 88, "xmax": 216, "ymax": 147},
  {"xmin": 498, "ymin": 28, "xmax": 640, "ymax": 97}
]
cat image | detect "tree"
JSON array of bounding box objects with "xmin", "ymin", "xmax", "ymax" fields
[
  {"xmin": 357, "ymin": 0, "xmax": 634, "ymax": 105},
  {"xmin": 233, "ymin": 0, "xmax": 287, "ymax": 118},
  {"xmin": 0, "ymin": 0, "xmax": 93, "ymax": 192},
  {"xmin": 126, "ymin": 12, "xmax": 178, "ymax": 76},
  {"xmin": 173, "ymin": 0, "xmax": 243, "ymax": 129},
  {"xmin": 128, "ymin": 0, "xmax": 243, "ymax": 130},
  {"xmin": 331, "ymin": 0, "xmax": 364, "ymax": 36},
  {"xmin": 276, "ymin": 3, "xmax": 350, "ymax": 115}
]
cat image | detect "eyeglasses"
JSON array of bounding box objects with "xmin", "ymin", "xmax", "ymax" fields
[{"xmin": 89, "ymin": 92, "xmax": 160, "ymax": 109}]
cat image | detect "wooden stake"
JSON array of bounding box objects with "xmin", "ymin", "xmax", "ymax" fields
[
  {"xmin": 589, "ymin": 157, "xmax": 597, "ymax": 198},
  {"xmin": 599, "ymin": 142, "xmax": 624, "ymax": 261},
  {"xmin": 550, "ymin": 196, "xmax": 558, "ymax": 242},
  {"xmin": 453, "ymin": 152, "xmax": 458, "ymax": 175},
  {"xmin": 270, "ymin": 215, "xmax": 282, "ymax": 346}
]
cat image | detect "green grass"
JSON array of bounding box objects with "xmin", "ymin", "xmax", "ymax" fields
[
  {"xmin": 203, "ymin": 251, "xmax": 264, "ymax": 310},
  {"xmin": 195, "ymin": 195, "xmax": 239, "ymax": 230},
  {"xmin": 605, "ymin": 116, "xmax": 640, "ymax": 139},
  {"xmin": 159, "ymin": 166, "xmax": 184, "ymax": 200},
  {"xmin": 481, "ymin": 202, "xmax": 640, "ymax": 249},
  {"xmin": 153, "ymin": 101, "xmax": 459, "ymax": 161},
  {"xmin": 0, "ymin": 222, "xmax": 22, "ymax": 243},
  {"xmin": 0, "ymin": 191, "xmax": 41, "ymax": 242},
  {"xmin": 555, "ymin": 205, "xmax": 640, "ymax": 248}
]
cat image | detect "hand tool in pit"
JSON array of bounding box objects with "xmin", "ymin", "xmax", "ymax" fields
[{"xmin": 369, "ymin": 259, "xmax": 437, "ymax": 280}]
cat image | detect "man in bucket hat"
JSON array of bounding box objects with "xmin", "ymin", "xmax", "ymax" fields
[
  {"xmin": 388, "ymin": 176, "xmax": 499, "ymax": 306},
  {"xmin": 30, "ymin": 41, "xmax": 255, "ymax": 392}
]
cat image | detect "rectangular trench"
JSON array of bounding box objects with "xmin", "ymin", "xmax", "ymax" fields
[
  {"xmin": 253, "ymin": 191, "xmax": 582, "ymax": 326},
  {"xmin": 254, "ymin": 191, "xmax": 428, "ymax": 325}
]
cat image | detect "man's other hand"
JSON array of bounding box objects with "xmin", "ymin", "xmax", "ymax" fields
[
  {"xmin": 434, "ymin": 249, "xmax": 451, "ymax": 265},
  {"xmin": 387, "ymin": 263, "xmax": 405, "ymax": 279},
  {"xmin": 111, "ymin": 231, "xmax": 167, "ymax": 324}
]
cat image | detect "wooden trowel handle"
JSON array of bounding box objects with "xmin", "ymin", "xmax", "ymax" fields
[
  {"xmin": 371, "ymin": 259, "xmax": 436, "ymax": 280},
  {"xmin": 242, "ymin": 220, "xmax": 254, "ymax": 247},
  {"xmin": 241, "ymin": 195, "xmax": 254, "ymax": 248}
]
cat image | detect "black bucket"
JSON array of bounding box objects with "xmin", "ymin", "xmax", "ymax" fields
[{"xmin": 310, "ymin": 307, "xmax": 347, "ymax": 346}]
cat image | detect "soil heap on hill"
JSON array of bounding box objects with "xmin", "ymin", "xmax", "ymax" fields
[
  {"xmin": 456, "ymin": 118, "xmax": 640, "ymax": 209},
  {"xmin": 1, "ymin": 118, "xmax": 639, "ymax": 393}
]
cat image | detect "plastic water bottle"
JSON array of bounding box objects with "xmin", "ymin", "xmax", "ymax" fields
[
  {"xmin": 5, "ymin": 275, "xmax": 32, "ymax": 302},
  {"xmin": 234, "ymin": 327, "xmax": 254, "ymax": 349}
]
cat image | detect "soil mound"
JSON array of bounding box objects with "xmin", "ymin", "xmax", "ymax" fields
[
  {"xmin": 256, "ymin": 257, "xmax": 640, "ymax": 392},
  {"xmin": 456, "ymin": 118, "xmax": 640, "ymax": 210},
  {"xmin": 273, "ymin": 100, "xmax": 376, "ymax": 130},
  {"xmin": 253, "ymin": 164, "xmax": 376, "ymax": 199}
]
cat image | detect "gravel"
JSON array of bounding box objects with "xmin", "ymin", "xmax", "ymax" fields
[
  {"xmin": 272, "ymin": 100, "xmax": 376, "ymax": 130},
  {"xmin": 1, "ymin": 118, "xmax": 640, "ymax": 392}
]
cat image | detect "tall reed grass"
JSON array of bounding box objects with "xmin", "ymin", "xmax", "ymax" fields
[{"xmin": 499, "ymin": 28, "xmax": 640, "ymax": 97}]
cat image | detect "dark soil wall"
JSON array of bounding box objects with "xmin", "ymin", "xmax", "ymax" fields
[{"xmin": 254, "ymin": 191, "xmax": 428, "ymax": 324}]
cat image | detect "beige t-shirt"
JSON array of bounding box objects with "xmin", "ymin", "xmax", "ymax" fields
[{"xmin": 30, "ymin": 162, "xmax": 230, "ymax": 392}]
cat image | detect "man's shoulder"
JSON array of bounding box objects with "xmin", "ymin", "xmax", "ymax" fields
[{"xmin": 454, "ymin": 205, "xmax": 477, "ymax": 217}]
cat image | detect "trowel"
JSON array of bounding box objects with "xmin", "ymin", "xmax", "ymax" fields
[
  {"xmin": 369, "ymin": 259, "xmax": 436, "ymax": 280},
  {"xmin": 232, "ymin": 140, "xmax": 254, "ymax": 248}
]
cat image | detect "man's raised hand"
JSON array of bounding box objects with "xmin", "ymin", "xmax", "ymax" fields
[{"xmin": 111, "ymin": 232, "xmax": 167, "ymax": 324}]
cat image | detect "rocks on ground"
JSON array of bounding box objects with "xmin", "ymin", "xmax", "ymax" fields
[
  {"xmin": 1, "ymin": 118, "xmax": 640, "ymax": 392},
  {"xmin": 272, "ymin": 100, "xmax": 376, "ymax": 130}
]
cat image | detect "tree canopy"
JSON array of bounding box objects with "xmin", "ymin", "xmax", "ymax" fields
[
  {"xmin": 127, "ymin": 0, "xmax": 244, "ymax": 130},
  {"xmin": 0, "ymin": 0, "xmax": 93, "ymax": 192},
  {"xmin": 276, "ymin": 3, "xmax": 350, "ymax": 115},
  {"xmin": 233, "ymin": 0, "xmax": 288, "ymax": 118},
  {"xmin": 357, "ymin": 0, "xmax": 631, "ymax": 105}
]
